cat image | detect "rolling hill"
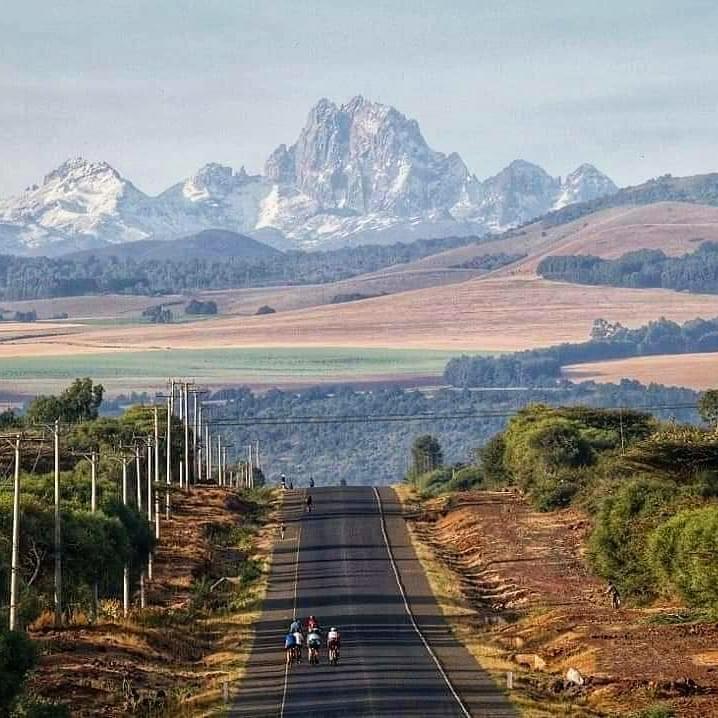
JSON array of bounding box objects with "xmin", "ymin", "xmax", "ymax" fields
[{"xmin": 66, "ymin": 229, "xmax": 281, "ymax": 261}]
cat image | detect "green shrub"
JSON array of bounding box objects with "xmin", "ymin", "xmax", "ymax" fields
[
  {"xmin": 0, "ymin": 630, "xmax": 37, "ymax": 713},
  {"xmin": 479, "ymin": 434, "xmax": 508, "ymax": 486},
  {"xmin": 532, "ymin": 476, "xmax": 580, "ymax": 512},
  {"xmin": 649, "ymin": 506, "xmax": 718, "ymax": 608},
  {"xmin": 588, "ymin": 478, "xmax": 679, "ymax": 599},
  {"xmin": 445, "ymin": 466, "xmax": 483, "ymax": 492},
  {"xmin": 11, "ymin": 698, "xmax": 70, "ymax": 718},
  {"xmin": 631, "ymin": 705, "xmax": 674, "ymax": 718}
]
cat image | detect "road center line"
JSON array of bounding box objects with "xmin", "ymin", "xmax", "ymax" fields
[
  {"xmin": 373, "ymin": 487, "xmax": 472, "ymax": 718},
  {"xmin": 280, "ymin": 492, "xmax": 303, "ymax": 718}
]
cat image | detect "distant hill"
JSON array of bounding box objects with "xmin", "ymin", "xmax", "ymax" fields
[{"xmin": 67, "ymin": 229, "xmax": 281, "ymax": 261}]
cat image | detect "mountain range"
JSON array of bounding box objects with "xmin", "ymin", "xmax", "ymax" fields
[{"xmin": 0, "ymin": 96, "xmax": 618, "ymax": 256}]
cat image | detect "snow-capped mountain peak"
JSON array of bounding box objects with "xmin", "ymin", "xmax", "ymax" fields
[
  {"xmin": 553, "ymin": 163, "xmax": 618, "ymax": 210},
  {"xmin": 0, "ymin": 98, "xmax": 619, "ymax": 254}
]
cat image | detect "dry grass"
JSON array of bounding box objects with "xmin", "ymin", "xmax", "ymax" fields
[
  {"xmin": 402, "ymin": 489, "xmax": 718, "ymax": 718},
  {"xmin": 394, "ymin": 485, "xmax": 596, "ymax": 718},
  {"xmin": 26, "ymin": 486, "xmax": 279, "ymax": 717},
  {"xmin": 563, "ymin": 352, "xmax": 718, "ymax": 390}
]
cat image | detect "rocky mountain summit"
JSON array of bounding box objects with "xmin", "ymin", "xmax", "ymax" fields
[{"xmin": 0, "ymin": 97, "xmax": 617, "ymax": 254}]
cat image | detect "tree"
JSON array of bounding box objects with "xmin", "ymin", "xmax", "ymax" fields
[
  {"xmin": 411, "ymin": 435, "xmax": 443, "ymax": 475},
  {"xmin": 698, "ymin": 389, "xmax": 718, "ymax": 428},
  {"xmin": 26, "ymin": 379, "xmax": 104, "ymax": 425}
]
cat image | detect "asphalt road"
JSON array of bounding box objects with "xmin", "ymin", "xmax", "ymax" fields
[{"xmin": 232, "ymin": 486, "xmax": 516, "ymax": 717}]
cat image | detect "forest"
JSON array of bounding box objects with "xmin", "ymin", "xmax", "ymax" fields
[
  {"xmin": 0, "ymin": 235, "xmax": 482, "ymax": 301},
  {"xmin": 444, "ymin": 315, "xmax": 718, "ymax": 388},
  {"xmin": 537, "ymin": 242, "xmax": 718, "ymax": 293},
  {"xmin": 103, "ymin": 378, "xmax": 699, "ymax": 488}
]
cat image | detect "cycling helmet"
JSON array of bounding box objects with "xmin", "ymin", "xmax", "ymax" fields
[{"xmin": 331, "ymin": 627, "xmax": 337, "ymax": 631}]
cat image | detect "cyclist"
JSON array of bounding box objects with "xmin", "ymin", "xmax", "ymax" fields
[
  {"xmin": 307, "ymin": 628, "xmax": 322, "ymax": 665},
  {"xmin": 306, "ymin": 494, "xmax": 313, "ymax": 513},
  {"xmin": 327, "ymin": 626, "xmax": 341, "ymax": 664},
  {"xmin": 306, "ymin": 615, "xmax": 319, "ymax": 632},
  {"xmin": 289, "ymin": 617, "xmax": 301, "ymax": 634},
  {"xmin": 309, "ymin": 476, "xmax": 315, "ymax": 488},
  {"xmin": 284, "ymin": 630, "xmax": 297, "ymax": 666},
  {"xmin": 293, "ymin": 627, "xmax": 304, "ymax": 663}
]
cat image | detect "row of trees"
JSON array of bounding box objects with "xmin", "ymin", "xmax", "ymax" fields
[
  {"xmin": 444, "ymin": 316, "xmax": 718, "ymax": 388},
  {"xmin": 537, "ymin": 242, "xmax": 718, "ymax": 294},
  {"xmin": 0, "ymin": 235, "xmax": 480, "ymax": 300}
]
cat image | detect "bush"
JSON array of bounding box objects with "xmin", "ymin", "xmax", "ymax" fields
[
  {"xmin": 184, "ymin": 299, "xmax": 217, "ymax": 315},
  {"xmin": 11, "ymin": 699, "xmax": 70, "ymax": 718},
  {"xmin": 255, "ymin": 305, "xmax": 276, "ymax": 315},
  {"xmin": 0, "ymin": 630, "xmax": 37, "ymax": 712},
  {"xmin": 479, "ymin": 435, "xmax": 508, "ymax": 486},
  {"xmin": 649, "ymin": 506, "xmax": 718, "ymax": 608},
  {"xmin": 532, "ymin": 475, "xmax": 580, "ymax": 512},
  {"xmin": 588, "ymin": 478, "xmax": 679, "ymax": 599}
]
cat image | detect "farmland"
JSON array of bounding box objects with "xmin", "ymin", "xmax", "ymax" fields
[{"xmin": 0, "ymin": 346, "xmax": 464, "ymax": 397}]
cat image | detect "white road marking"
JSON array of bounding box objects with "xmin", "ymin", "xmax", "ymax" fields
[
  {"xmin": 280, "ymin": 495, "xmax": 303, "ymax": 718},
  {"xmin": 373, "ymin": 487, "xmax": 472, "ymax": 718}
]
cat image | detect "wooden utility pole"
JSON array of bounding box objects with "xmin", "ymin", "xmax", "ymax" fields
[
  {"xmin": 192, "ymin": 392, "xmax": 198, "ymax": 483},
  {"xmin": 146, "ymin": 436, "xmax": 153, "ymax": 523},
  {"xmin": 90, "ymin": 450, "xmax": 97, "ymax": 513},
  {"xmin": 53, "ymin": 420, "xmax": 61, "ymax": 626},
  {"xmin": 183, "ymin": 383, "xmax": 190, "ymax": 490},
  {"xmin": 9, "ymin": 435, "xmax": 21, "ymax": 631},
  {"xmin": 217, "ymin": 435, "xmax": 222, "ymax": 486},
  {"xmin": 135, "ymin": 444, "xmax": 142, "ymax": 511},
  {"xmin": 205, "ymin": 425, "xmax": 211, "ymax": 481}
]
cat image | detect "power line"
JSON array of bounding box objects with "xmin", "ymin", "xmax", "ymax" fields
[{"xmin": 204, "ymin": 402, "xmax": 699, "ymax": 428}]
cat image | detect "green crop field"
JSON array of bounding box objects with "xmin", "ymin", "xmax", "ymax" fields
[{"xmin": 0, "ymin": 347, "xmax": 492, "ymax": 397}]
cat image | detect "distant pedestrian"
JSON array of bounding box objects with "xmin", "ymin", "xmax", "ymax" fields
[
  {"xmin": 289, "ymin": 481, "xmax": 294, "ymax": 490},
  {"xmin": 309, "ymin": 476, "xmax": 315, "ymax": 488},
  {"xmin": 606, "ymin": 581, "xmax": 621, "ymax": 609},
  {"xmin": 280, "ymin": 474, "xmax": 287, "ymax": 490},
  {"xmin": 280, "ymin": 522, "xmax": 286, "ymax": 540}
]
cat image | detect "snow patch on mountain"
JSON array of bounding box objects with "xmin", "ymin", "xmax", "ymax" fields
[{"xmin": 0, "ymin": 98, "xmax": 619, "ymax": 255}]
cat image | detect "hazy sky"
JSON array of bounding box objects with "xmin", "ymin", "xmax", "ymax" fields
[{"xmin": 1, "ymin": 0, "xmax": 716, "ymax": 196}]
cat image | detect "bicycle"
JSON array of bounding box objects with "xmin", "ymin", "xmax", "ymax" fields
[
  {"xmin": 328, "ymin": 643, "xmax": 340, "ymax": 665},
  {"xmin": 308, "ymin": 645, "xmax": 320, "ymax": 665}
]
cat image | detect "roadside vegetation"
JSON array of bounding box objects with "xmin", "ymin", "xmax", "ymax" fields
[
  {"xmin": 404, "ymin": 388, "xmax": 718, "ymax": 714},
  {"xmin": 0, "ymin": 378, "xmax": 275, "ymax": 716},
  {"xmin": 407, "ymin": 390, "xmax": 718, "ymax": 609}
]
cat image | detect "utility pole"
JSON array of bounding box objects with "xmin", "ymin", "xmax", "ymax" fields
[
  {"xmin": 53, "ymin": 419, "xmax": 61, "ymax": 626},
  {"xmin": 217, "ymin": 434, "xmax": 224, "ymax": 486},
  {"xmin": 153, "ymin": 406, "xmax": 160, "ymax": 498},
  {"xmin": 9, "ymin": 435, "xmax": 21, "ymax": 631},
  {"xmin": 197, "ymin": 404, "xmax": 204, "ymax": 481},
  {"xmin": 255, "ymin": 439, "xmax": 261, "ymax": 472},
  {"xmin": 90, "ymin": 450, "xmax": 97, "ymax": 513},
  {"xmin": 135, "ymin": 443, "xmax": 142, "ymax": 512},
  {"xmin": 192, "ymin": 391, "xmax": 198, "ymax": 483},
  {"xmin": 146, "ymin": 436, "xmax": 153, "ymax": 523},
  {"xmin": 205, "ymin": 425, "xmax": 211, "ymax": 482},
  {"xmin": 248, "ymin": 445, "xmax": 254, "ymax": 489},
  {"xmin": 183, "ymin": 382, "xmax": 191, "ymax": 491}
]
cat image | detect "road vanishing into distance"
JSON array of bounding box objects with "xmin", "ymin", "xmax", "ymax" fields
[{"xmin": 233, "ymin": 487, "xmax": 516, "ymax": 717}]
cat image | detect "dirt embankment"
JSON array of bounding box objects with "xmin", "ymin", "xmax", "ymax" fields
[
  {"xmin": 25, "ymin": 487, "xmax": 276, "ymax": 717},
  {"xmin": 408, "ymin": 490, "xmax": 718, "ymax": 717}
]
